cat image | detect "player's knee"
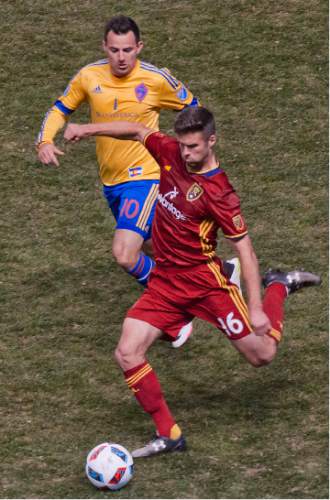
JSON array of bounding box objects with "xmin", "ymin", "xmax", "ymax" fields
[
  {"xmin": 114, "ymin": 346, "xmax": 131, "ymax": 369},
  {"xmin": 245, "ymin": 342, "xmax": 277, "ymax": 368},
  {"xmin": 248, "ymin": 344, "xmax": 277, "ymax": 368},
  {"xmin": 114, "ymin": 343, "xmax": 142, "ymax": 370}
]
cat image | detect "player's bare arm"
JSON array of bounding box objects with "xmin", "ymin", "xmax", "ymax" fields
[
  {"xmin": 230, "ymin": 235, "xmax": 271, "ymax": 336},
  {"xmin": 64, "ymin": 122, "xmax": 153, "ymax": 144},
  {"xmin": 37, "ymin": 143, "xmax": 64, "ymax": 167}
]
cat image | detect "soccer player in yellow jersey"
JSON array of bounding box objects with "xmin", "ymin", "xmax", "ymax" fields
[
  {"xmin": 37, "ymin": 16, "xmax": 197, "ymax": 284},
  {"xmin": 36, "ymin": 15, "xmax": 238, "ymax": 346}
]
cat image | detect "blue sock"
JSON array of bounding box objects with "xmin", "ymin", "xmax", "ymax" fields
[{"xmin": 128, "ymin": 252, "xmax": 155, "ymax": 286}]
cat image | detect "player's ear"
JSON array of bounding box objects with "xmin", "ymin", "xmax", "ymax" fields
[
  {"xmin": 102, "ymin": 40, "xmax": 107, "ymax": 53},
  {"xmin": 136, "ymin": 40, "xmax": 144, "ymax": 54},
  {"xmin": 208, "ymin": 134, "xmax": 216, "ymax": 148}
]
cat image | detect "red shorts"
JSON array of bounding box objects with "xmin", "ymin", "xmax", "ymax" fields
[{"xmin": 126, "ymin": 260, "xmax": 253, "ymax": 341}]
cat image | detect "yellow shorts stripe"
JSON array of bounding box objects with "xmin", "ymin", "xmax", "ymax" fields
[
  {"xmin": 207, "ymin": 259, "xmax": 252, "ymax": 330},
  {"xmin": 136, "ymin": 183, "xmax": 159, "ymax": 231}
]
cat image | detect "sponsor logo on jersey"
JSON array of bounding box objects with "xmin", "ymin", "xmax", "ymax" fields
[
  {"xmin": 135, "ymin": 83, "xmax": 148, "ymax": 102},
  {"xmin": 164, "ymin": 186, "xmax": 179, "ymax": 200},
  {"xmin": 232, "ymin": 214, "xmax": 244, "ymax": 230},
  {"xmin": 176, "ymin": 85, "xmax": 188, "ymax": 100},
  {"xmin": 128, "ymin": 166, "xmax": 143, "ymax": 177},
  {"xmin": 186, "ymin": 182, "xmax": 204, "ymax": 201},
  {"xmin": 96, "ymin": 111, "xmax": 139, "ymax": 119},
  {"xmin": 158, "ymin": 186, "xmax": 186, "ymax": 220},
  {"xmin": 92, "ymin": 85, "xmax": 102, "ymax": 93}
]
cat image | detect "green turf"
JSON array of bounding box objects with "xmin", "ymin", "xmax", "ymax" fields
[{"xmin": 0, "ymin": 0, "xmax": 328, "ymax": 498}]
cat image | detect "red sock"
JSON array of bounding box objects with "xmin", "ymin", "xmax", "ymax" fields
[
  {"xmin": 263, "ymin": 283, "xmax": 287, "ymax": 343},
  {"xmin": 124, "ymin": 361, "xmax": 181, "ymax": 439}
]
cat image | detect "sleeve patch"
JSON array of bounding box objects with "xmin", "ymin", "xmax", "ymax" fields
[
  {"xmin": 232, "ymin": 214, "xmax": 244, "ymax": 231},
  {"xmin": 176, "ymin": 86, "xmax": 188, "ymax": 100}
]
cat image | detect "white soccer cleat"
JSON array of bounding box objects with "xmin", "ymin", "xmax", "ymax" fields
[
  {"xmin": 171, "ymin": 321, "xmax": 193, "ymax": 348},
  {"xmin": 132, "ymin": 434, "xmax": 187, "ymax": 458},
  {"xmin": 262, "ymin": 269, "xmax": 321, "ymax": 295}
]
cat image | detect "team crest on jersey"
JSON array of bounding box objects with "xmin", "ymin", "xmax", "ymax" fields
[
  {"xmin": 186, "ymin": 183, "xmax": 204, "ymax": 202},
  {"xmin": 135, "ymin": 83, "xmax": 148, "ymax": 102},
  {"xmin": 164, "ymin": 165, "xmax": 172, "ymax": 171},
  {"xmin": 232, "ymin": 214, "xmax": 244, "ymax": 230}
]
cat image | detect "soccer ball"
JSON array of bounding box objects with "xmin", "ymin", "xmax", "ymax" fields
[{"xmin": 85, "ymin": 442, "xmax": 134, "ymax": 491}]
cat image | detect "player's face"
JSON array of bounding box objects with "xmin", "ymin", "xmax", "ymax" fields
[
  {"xmin": 177, "ymin": 131, "xmax": 216, "ymax": 169},
  {"xmin": 103, "ymin": 31, "xmax": 143, "ymax": 77}
]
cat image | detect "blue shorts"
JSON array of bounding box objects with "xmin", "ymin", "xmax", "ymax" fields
[{"xmin": 103, "ymin": 180, "xmax": 160, "ymax": 240}]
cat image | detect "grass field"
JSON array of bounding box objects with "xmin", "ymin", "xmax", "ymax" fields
[{"xmin": 0, "ymin": 0, "xmax": 328, "ymax": 498}]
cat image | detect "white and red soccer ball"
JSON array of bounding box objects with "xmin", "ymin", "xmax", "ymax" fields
[{"xmin": 85, "ymin": 442, "xmax": 134, "ymax": 491}]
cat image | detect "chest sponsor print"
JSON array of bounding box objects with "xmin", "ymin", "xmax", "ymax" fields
[{"xmin": 158, "ymin": 185, "xmax": 186, "ymax": 221}]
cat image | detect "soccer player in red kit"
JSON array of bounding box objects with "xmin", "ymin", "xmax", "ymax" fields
[{"xmin": 64, "ymin": 107, "xmax": 321, "ymax": 458}]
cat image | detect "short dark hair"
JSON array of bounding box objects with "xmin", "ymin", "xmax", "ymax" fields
[
  {"xmin": 104, "ymin": 15, "xmax": 140, "ymax": 43},
  {"xmin": 174, "ymin": 107, "xmax": 216, "ymax": 138}
]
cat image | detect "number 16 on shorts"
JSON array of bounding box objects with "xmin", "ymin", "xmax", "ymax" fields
[{"xmin": 217, "ymin": 312, "xmax": 244, "ymax": 337}]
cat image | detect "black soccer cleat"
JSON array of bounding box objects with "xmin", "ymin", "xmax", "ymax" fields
[
  {"xmin": 262, "ymin": 269, "xmax": 321, "ymax": 295},
  {"xmin": 131, "ymin": 434, "xmax": 187, "ymax": 458}
]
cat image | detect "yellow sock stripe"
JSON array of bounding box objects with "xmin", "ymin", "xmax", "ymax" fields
[
  {"xmin": 126, "ymin": 364, "xmax": 152, "ymax": 385},
  {"xmin": 136, "ymin": 184, "xmax": 159, "ymax": 230},
  {"xmin": 127, "ymin": 367, "xmax": 153, "ymax": 387},
  {"xmin": 267, "ymin": 328, "xmax": 282, "ymax": 343},
  {"xmin": 126, "ymin": 365, "xmax": 152, "ymax": 387},
  {"xmin": 207, "ymin": 260, "xmax": 252, "ymax": 329}
]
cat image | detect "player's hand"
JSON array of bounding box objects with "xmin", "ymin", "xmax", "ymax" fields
[
  {"xmin": 37, "ymin": 143, "xmax": 64, "ymax": 167},
  {"xmin": 249, "ymin": 307, "xmax": 271, "ymax": 336},
  {"xmin": 64, "ymin": 123, "xmax": 84, "ymax": 142}
]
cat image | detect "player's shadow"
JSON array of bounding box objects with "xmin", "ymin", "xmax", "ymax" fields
[{"xmin": 174, "ymin": 374, "xmax": 298, "ymax": 427}]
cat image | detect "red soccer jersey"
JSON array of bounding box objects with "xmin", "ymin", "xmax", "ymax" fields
[{"xmin": 144, "ymin": 131, "xmax": 248, "ymax": 268}]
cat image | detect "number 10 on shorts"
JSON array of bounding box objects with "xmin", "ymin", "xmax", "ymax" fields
[{"xmin": 217, "ymin": 312, "xmax": 243, "ymax": 337}]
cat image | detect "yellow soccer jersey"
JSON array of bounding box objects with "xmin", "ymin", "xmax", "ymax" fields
[{"xmin": 37, "ymin": 59, "xmax": 198, "ymax": 185}]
